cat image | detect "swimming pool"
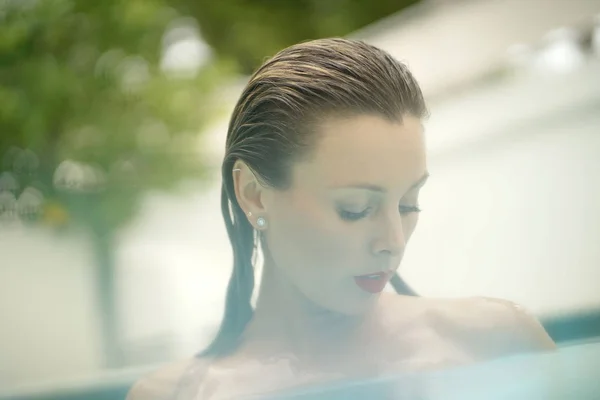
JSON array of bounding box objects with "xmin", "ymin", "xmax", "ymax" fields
[{"xmin": 259, "ymin": 339, "xmax": 600, "ymax": 400}]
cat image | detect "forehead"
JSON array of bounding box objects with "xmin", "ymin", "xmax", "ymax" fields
[{"xmin": 294, "ymin": 114, "xmax": 426, "ymax": 189}]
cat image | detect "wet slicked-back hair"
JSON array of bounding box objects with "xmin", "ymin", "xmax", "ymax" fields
[{"xmin": 200, "ymin": 38, "xmax": 427, "ymax": 358}]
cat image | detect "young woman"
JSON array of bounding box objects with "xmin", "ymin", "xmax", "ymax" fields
[{"xmin": 128, "ymin": 37, "xmax": 555, "ymax": 400}]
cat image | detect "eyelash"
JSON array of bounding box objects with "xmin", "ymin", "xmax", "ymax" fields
[
  {"xmin": 339, "ymin": 205, "xmax": 422, "ymax": 221},
  {"xmin": 339, "ymin": 209, "xmax": 371, "ymax": 221},
  {"xmin": 399, "ymin": 205, "xmax": 422, "ymax": 214}
]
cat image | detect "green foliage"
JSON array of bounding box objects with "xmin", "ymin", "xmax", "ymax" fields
[
  {"xmin": 0, "ymin": 0, "xmax": 418, "ymax": 232},
  {"xmin": 0, "ymin": 0, "xmax": 226, "ymax": 232},
  {"xmin": 172, "ymin": 0, "xmax": 420, "ymax": 74}
]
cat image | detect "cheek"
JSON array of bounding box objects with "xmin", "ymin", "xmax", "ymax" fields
[
  {"xmin": 403, "ymin": 213, "xmax": 420, "ymax": 242},
  {"xmin": 266, "ymin": 196, "xmax": 364, "ymax": 273}
]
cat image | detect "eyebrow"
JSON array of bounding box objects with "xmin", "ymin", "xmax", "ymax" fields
[{"xmin": 333, "ymin": 171, "xmax": 430, "ymax": 193}]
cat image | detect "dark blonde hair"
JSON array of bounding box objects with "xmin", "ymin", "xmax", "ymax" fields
[{"xmin": 200, "ymin": 38, "xmax": 427, "ymax": 358}]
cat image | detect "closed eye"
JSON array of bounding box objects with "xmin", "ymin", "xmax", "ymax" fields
[
  {"xmin": 338, "ymin": 208, "xmax": 371, "ymax": 221},
  {"xmin": 399, "ymin": 205, "xmax": 421, "ymax": 214}
]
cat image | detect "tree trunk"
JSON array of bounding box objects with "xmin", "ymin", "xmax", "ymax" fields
[{"xmin": 91, "ymin": 230, "xmax": 124, "ymax": 368}]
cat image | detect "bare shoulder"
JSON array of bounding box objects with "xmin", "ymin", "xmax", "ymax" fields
[
  {"xmin": 382, "ymin": 293, "xmax": 556, "ymax": 360},
  {"xmin": 126, "ymin": 357, "xmax": 208, "ymax": 400},
  {"xmin": 447, "ymin": 296, "xmax": 557, "ymax": 357}
]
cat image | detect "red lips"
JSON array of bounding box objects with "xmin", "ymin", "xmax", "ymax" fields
[{"xmin": 353, "ymin": 271, "xmax": 393, "ymax": 294}]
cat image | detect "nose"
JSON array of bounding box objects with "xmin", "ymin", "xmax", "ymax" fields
[{"xmin": 370, "ymin": 212, "xmax": 406, "ymax": 258}]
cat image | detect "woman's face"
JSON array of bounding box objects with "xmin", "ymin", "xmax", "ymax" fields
[{"xmin": 262, "ymin": 114, "xmax": 428, "ymax": 315}]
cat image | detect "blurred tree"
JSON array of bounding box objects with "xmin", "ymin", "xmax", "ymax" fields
[
  {"xmin": 171, "ymin": 0, "xmax": 421, "ymax": 74},
  {"xmin": 1, "ymin": 0, "xmax": 418, "ymax": 369},
  {"xmin": 0, "ymin": 0, "xmax": 227, "ymax": 367}
]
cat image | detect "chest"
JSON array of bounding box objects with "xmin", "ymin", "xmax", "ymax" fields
[
  {"xmin": 348, "ymin": 324, "xmax": 477, "ymax": 377},
  {"xmin": 198, "ymin": 331, "xmax": 476, "ymax": 399}
]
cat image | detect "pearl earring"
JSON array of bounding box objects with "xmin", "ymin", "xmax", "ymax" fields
[{"xmin": 256, "ymin": 216, "xmax": 267, "ymax": 228}]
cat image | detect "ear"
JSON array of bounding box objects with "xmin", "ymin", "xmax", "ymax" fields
[{"xmin": 232, "ymin": 160, "xmax": 267, "ymax": 229}]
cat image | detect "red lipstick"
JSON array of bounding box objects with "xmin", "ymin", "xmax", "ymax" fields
[{"xmin": 354, "ymin": 271, "xmax": 392, "ymax": 294}]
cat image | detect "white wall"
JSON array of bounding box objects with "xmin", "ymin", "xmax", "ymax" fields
[
  {"xmin": 353, "ymin": 0, "xmax": 600, "ymax": 97},
  {"xmin": 0, "ymin": 226, "xmax": 103, "ymax": 388},
  {"xmin": 115, "ymin": 181, "xmax": 231, "ymax": 361},
  {"xmin": 400, "ymin": 60, "xmax": 600, "ymax": 316},
  {"xmin": 404, "ymin": 103, "xmax": 600, "ymax": 315}
]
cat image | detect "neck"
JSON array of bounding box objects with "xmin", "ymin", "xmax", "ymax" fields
[{"xmin": 241, "ymin": 258, "xmax": 375, "ymax": 362}]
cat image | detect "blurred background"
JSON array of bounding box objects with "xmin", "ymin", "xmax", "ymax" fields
[{"xmin": 1, "ymin": 0, "xmax": 600, "ymax": 398}]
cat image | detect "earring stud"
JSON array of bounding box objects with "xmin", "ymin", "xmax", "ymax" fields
[{"xmin": 256, "ymin": 216, "xmax": 266, "ymax": 228}]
